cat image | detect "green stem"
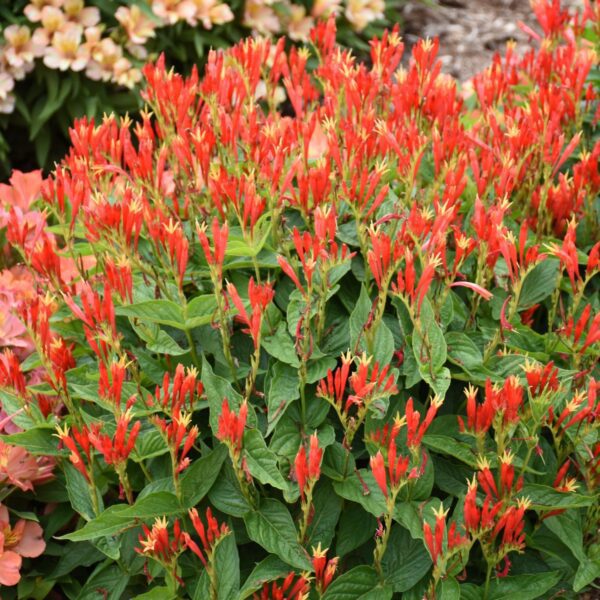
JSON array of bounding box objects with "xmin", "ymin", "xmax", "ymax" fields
[{"xmin": 483, "ymin": 562, "xmax": 493, "ymax": 600}]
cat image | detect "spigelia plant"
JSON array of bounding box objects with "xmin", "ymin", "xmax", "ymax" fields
[{"xmin": 0, "ymin": 0, "xmax": 599, "ymax": 597}]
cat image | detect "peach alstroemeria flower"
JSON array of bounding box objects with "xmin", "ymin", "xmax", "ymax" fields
[
  {"xmin": 152, "ymin": 0, "xmax": 194, "ymax": 25},
  {"xmin": 86, "ymin": 37, "xmax": 123, "ymax": 81},
  {"xmin": 2, "ymin": 26, "xmax": 45, "ymax": 69},
  {"xmin": 0, "ymin": 169, "xmax": 43, "ymax": 211},
  {"xmin": 0, "ymin": 504, "xmax": 45, "ymax": 587},
  {"xmin": 181, "ymin": 0, "xmax": 234, "ymax": 28},
  {"xmin": 115, "ymin": 4, "xmax": 157, "ymax": 45},
  {"xmin": 312, "ymin": 0, "xmax": 342, "ymax": 18},
  {"xmin": 43, "ymin": 26, "xmax": 89, "ymax": 71},
  {"xmin": 0, "ymin": 442, "xmax": 55, "ymax": 492},
  {"xmin": 0, "ymin": 305, "xmax": 31, "ymax": 354},
  {"xmin": 0, "ymin": 71, "xmax": 15, "ymax": 114},
  {"xmin": 23, "ymin": 0, "xmax": 63, "ymax": 23},
  {"xmin": 244, "ymin": 0, "xmax": 280, "ymax": 35},
  {"xmin": 345, "ymin": 0, "xmax": 385, "ymax": 32},
  {"xmin": 287, "ymin": 4, "xmax": 314, "ymax": 42},
  {"xmin": 63, "ymin": 0, "xmax": 100, "ymax": 27}
]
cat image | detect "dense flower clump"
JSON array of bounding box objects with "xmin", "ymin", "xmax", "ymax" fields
[
  {"xmin": 0, "ymin": 0, "xmax": 599, "ymax": 597},
  {"xmin": 0, "ymin": 1, "xmax": 393, "ymax": 176}
]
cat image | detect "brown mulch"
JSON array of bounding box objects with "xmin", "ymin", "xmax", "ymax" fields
[{"xmin": 400, "ymin": 0, "xmax": 585, "ymax": 80}]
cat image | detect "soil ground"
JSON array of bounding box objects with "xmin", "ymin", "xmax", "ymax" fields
[{"xmin": 400, "ymin": 0, "xmax": 585, "ymax": 80}]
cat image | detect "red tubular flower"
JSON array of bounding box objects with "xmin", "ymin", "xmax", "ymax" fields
[
  {"xmin": 88, "ymin": 411, "xmax": 141, "ymax": 467},
  {"xmin": 104, "ymin": 256, "xmax": 133, "ymax": 303},
  {"xmin": 458, "ymin": 384, "xmax": 494, "ymax": 435},
  {"xmin": 253, "ymin": 572, "xmax": 310, "ymax": 600},
  {"xmin": 294, "ymin": 433, "xmax": 323, "ymax": 500},
  {"xmin": 499, "ymin": 451, "xmax": 523, "ymax": 497},
  {"xmin": 197, "ymin": 217, "xmax": 229, "ymax": 279},
  {"xmin": 0, "ymin": 350, "xmax": 28, "ymax": 397},
  {"xmin": 423, "ymin": 505, "xmax": 448, "ymax": 565},
  {"xmin": 98, "ymin": 357, "xmax": 128, "ymax": 408},
  {"xmin": 477, "ymin": 458, "xmax": 499, "ymax": 501},
  {"xmin": 216, "ymin": 399, "xmax": 247, "ymax": 458},
  {"xmin": 155, "ymin": 412, "xmax": 199, "ymax": 476},
  {"xmin": 316, "ymin": 351, "xmax": 352, "ymax": 409},
  {"xmin": 226, "ymin": 279, "xmax": 274, "ymax": 349},
  {"xmin": 347, "ymin": 354, "xmax": 398, "ymax": 413},
  {"xmin": 312, "ymin": 543, "xmax": 338, "ymax": 594},
  {"xmin": 524, "ymin": 361, "xmax": 560, "ymax": 396},
  {"xmin": 136, "ymin": 517, "xmax": 187, "ymax": 563},
  {"xmin": 463, "ymin": 478, "xmax": 481, "ymax": 533},
  {"xmin": 494, "ymin": 499, "xmax": 529, "ymax": 553},
  {"xmin": 405, "ymin": 396, "xmax": 443, "ymax": 449},
  {"xmin": 370, "ymin": 451, "xmax": 388, "ymax": 498},
  {"xmin": 185, "ymin": 507, "xmax": 230, "ymax": 566},
  {"xmin": 56, "ymin": 424, "xmax": 92, "ymax": 482},
  {"xmin": 149, "ymin": 364, "xmax": 202, "ymax": 417},
  {"xmin": 367, "ymin": 227, "xmax": 403, "ymax": 291},
  {"xmin": 63, "ymin": 282, "xmax": 117, "ymax": 363},
  {"xmin": 552, "ymin": 391, "xmax": 589, "ymax": 432}
]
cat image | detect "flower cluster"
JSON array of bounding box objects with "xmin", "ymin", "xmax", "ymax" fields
[{"xmin": 0, "ymin": 0, "xmax": 390, "ymax": 118}]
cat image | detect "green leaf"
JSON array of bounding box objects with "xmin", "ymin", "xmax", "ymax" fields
[
  {"xmin": 438, "ymin": 577, "xmax": 460, "ymax": 599},
  {"xmin": 333, "ymin": 470, "xmax": 386, "ymax": 518},
  {"xmin": 336, "ymin": 503, "xmax": 376, "ymax": 557},
  {"xmin": 76, "ymin": 561, "xmax": 129, "ymax": 600},
  {"xmin": 64, "ymin": 463, "xmax": 99, "ymax": 522},
  {"xmin": 262, "ymin": 323, "xmax": 300, "ymax": 367},
  {"xmin": 413, "ymin": 298, "xmax": 447, "ymax": 371},
  {"xmin": 212, "ymin": 532, "xmax": 240, "ymax": 600},
  {"xmin": 518, "ymin": 484, "xmax": 596, "ymax": 510},
  {"xmin": 2, "ymin": 426, "xmax": 59, "ymax": 455},
  {"xmin": 544, "ymin": 512, "xmax": 586, "ymax": 563},
  {"xmin": 243, "ymin": 498, "xmax": 311, "ymax": 570},
  {"xmin": 244, "ymin": 429, "xmax": 288, "ymax": 491},
  {"xmin": 486, "ymin": 571, "xmax": 561, "ymax": 600},
  {"xmin": 58, "ymin": 492, "xmax": 183, "ymax": 541},
  {"xmin": 349, "ymin": 285, "xmax": 372, "ymax": 351},
  {"xmin": 445, "ymin": 331, "xmax": 483, "ymax": 372},
  {"xmin": 322, "ymin": 565, "xmax": 393, "ymax": 600},
  {"xmin": 305, "ymin": 480, "xmax": 343, "ymax": 549},
  {"xmin": 116, "ymin": 300, "xmax": 184, "ymax": 329},
  {"xmin": 371, "ymin": 320, "xmax": 395, "ymax": 365},
  {"xmin": 382, "ymin": 526, "xmax": 431, "ymax": 592},
  {"xmin": 266, "ymin": 362, "xmax": 299, "ymax": 435},
  {"xmin": 239, "ymin": 556, "xmax": 291, "ymax": 599},
  {"xmin": 180, "ymin": 444, "xmax": 228, "ymax": 507},
  {"xmin": 184, "ymin": 294, "xmax": 218, "ymax": 328},
  {"xmin": 136, "ymin": 587, "xmax": 176, "ymax": 600},
  {"xmin": 420, "ymin": 365, "xmax": 451, "ymax": 397},
  {"xmin": 209, "ymin": 462, "xmax": 253, "ymax": 517},
  {"xmin": 574, "ymin": 558, "xmax": 600, "ymax": 592},
  {"xmin": 517, "ymin": 259, "xmax": 559, "ymax": 310},
  {"xmin": 423, "ymin": 434, "xmax": 478, "ymax": 467},
  {"xmin": 133, "ymin": 427, "xmax": 169, "ymax": 462},
  {"xmin": 148, "ymin": 330, "xmax": 188, "ymax": 355}
]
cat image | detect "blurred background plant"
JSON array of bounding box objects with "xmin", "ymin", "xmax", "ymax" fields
[{"xmin": 0, "ymin": 0, "xmax": 404, "ymax": 178}]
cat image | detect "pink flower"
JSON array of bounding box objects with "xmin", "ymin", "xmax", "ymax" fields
[
  {"xmin": 0, "ymin": 504, "xmax": 45, "ymax": 587},
  {"xmin": 0, "ymin": 169, "xmax": 43, "ymax": 211},
  {"xmin": 0, "ymin": 303, "xmax": 31, "ymax": 353},
  {"xmin": 0, "ymin": 442, "xmax": 55, "ymax": 492}
]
